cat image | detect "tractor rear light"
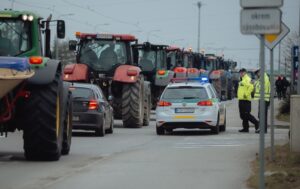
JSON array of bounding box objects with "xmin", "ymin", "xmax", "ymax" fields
[
  {"xmin": 29, "ymin": 56, "xmax": 43, "ymax": 65},
  {"xmin": 157, "ymin": 101, "xmax": 172, "ymax": 107},
  {"xmin": 212, "ymin": 70, "xmax": 221, "ymax": 75},
  {"xmin": 197, "ymin": 100, "xmax": 213, "ymax": 106},
  {"xmin": 88, "ymin": 100, "xmax": 99, "ymax": 110},
  {"xmin": 157, "ymin": 70, "xmax": 166, "ymax": 75},
  {"xmin": 64, "ymin": 64, "xmax": 75, "ymax": 74},
  {"xmin": 187, "ymin": 68, "xmax": 199, "ymax": 74},
  {"xmin": 174, "ymin": 67, "xmax": 187, "ymax": 73},
  {"xmin": 127, "ymin": 69, "xmax": 138, "ymax": 76}
]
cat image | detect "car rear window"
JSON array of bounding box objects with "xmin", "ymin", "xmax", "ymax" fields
[
  {"xmin": 162, "ymin": 86, "xmax": 208, "ymax": 100},
  {"xmin": 71, "ymin": 87, "xmax": 95, "ymax": 99}
]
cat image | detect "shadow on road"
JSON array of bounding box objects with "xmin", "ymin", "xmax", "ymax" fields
[
  {"xmin": 167, "ymin": 129, "xmax": 217, "ymax": 136},
  {"xmin": 0, "ymin": 152, "xmax": 26, "ymax": 161}
]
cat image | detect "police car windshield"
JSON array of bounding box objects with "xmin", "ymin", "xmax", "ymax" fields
[{"xmin": 162, "ymin": 87, "xmax": 208, "ymax": 100}]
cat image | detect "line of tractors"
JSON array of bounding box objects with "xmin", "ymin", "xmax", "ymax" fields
[{"xmin": 0, "ymin": 9, "xmax": 237, "ymax": 161}]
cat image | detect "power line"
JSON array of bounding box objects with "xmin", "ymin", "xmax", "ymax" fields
[{"xmin": 62, "ymin": 0, "xmax": 140, "ymax": 28}]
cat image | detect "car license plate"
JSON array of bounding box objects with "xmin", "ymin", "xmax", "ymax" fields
[
  {"xmin": 175, "ymin": 108, "xmax": 194, "ymax": 113},
  {"xmin": 72, "ymin": 116, "xmax": 79, "ymax": 121}
]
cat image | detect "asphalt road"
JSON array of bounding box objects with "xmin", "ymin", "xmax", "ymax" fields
[{"xmin": 0, "ymin": 99, "xmax": 289, "ymax": 189}]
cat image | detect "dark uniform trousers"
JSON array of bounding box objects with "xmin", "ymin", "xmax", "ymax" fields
[{"xmin": 238, "ymin": 100, "xmax": 259, "ymax": 131}]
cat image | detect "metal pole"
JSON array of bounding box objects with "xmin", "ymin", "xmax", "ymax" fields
[
  {"xmin": 55, "ymin": 36, "xmax": 59, "ymax": 60},
  {"xmin": 285, "ymin": 58, "xmax": 287, "ymax": 77},
  {"xmin": 197, "ymin": 1, "xmax": 202, "ymax": 53},
  {"xmin": 270, "ymin": 48, "xmax": 275, "ymax": 161},
  {"xmin": 297, "ymin": 2, "xmax": 300, "ymax": 94},
  {"xmin": 259, "ymin": 34, "xmax": 266, "ymax": 189},
  {"xmin": 10, "ymin": 0, "xmax": 15, "ymax": 9},
  {"xmin": 278, "ymin": 42, "xmax": 281, "ymax": 75}
]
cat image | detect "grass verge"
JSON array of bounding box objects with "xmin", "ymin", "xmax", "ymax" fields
[{"xmin": 247, "ymin": 144, "xmax": 300, "ymax": 189}]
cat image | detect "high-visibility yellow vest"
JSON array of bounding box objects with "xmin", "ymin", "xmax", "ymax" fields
[
  {"xmin": 254, "ymin": 73, "xmax": 270, "ymax": 101},
  {"xmin": 237, "ymin": 74, "xmax": 253, "ymax": 101}
]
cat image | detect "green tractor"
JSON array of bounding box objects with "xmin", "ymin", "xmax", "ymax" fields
[
  {"xmin": 0, "ymin": 9, "xmax": 72, "ymax": 161},
  {"xmin": 132, "ymin": 42, "xmax": 174, "ymax": 109}
]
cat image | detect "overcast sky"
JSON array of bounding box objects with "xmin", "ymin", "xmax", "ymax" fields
[{"xmin": 1, "ymin": 0, "xmax": 299, "ymax": 70}]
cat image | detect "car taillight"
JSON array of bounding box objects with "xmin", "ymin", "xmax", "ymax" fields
[
  {"xmin": 197, "ymin": 100, "xmax": 213, "ymax": 106},
  {"xmin": 88, "ymin": 100, "xmax": 99, "ymax": 110},
  {"xmin": 158, "ymin": 101, "xmax": 172, "ymax": 107},
  {"xmin": 29, "ymin": 56, "xmax": 43, "ymax": 65}
]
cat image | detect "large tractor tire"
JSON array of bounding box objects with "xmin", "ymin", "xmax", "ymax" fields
[
  {"xmin": 20, "ymin": 71, "xmax": 64, "ymax": 161},
  {"xmin": 143, "ymin": 81, "xmax": 151, "ymax": 126},
  {"xmin": 122, "ymin": 77, "xmax": 144, "ymax": 128},
  {"xmin": 61, "ymin": 82, "xmax": 73, "ymax": 155}
]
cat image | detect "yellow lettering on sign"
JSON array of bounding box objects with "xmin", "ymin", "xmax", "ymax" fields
[{"xmin": 265, "ymin": 34, "xmax": 278, "ymax": 43}]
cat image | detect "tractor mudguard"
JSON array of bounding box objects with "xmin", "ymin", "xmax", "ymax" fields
[
  {"xmin": 28, "ymin": 59, "xmax": 61, "ymax": 85},
  {"xmin": 113, "ymin": 65, "xmax": 141, "ymax": 83},
  {"xmin": 155, "ymin": 70, "xmax": 174, "ymax": 86}
]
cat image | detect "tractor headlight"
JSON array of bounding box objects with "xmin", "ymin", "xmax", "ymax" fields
[{"xmin": 22, "ymin": 14, "xmax": 28, "ymax": 21}]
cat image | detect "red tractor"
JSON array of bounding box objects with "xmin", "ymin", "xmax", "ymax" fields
[{"xmin": 64, "ymin": 33, "xmax": 150, "ymax": 127}]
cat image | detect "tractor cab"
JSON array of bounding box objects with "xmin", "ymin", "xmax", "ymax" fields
[
  {"xmin": 166, "ymin": 46, "xmax": 183, "ymax": 70},
  {"xmin": 132, "ymin": 42, "xmax": 168, "ymax": 78},
  {"xmin": 70, "ymin": 32, "xmax": 137, "ymax": 76},
  {"xmin": 0, "ymin": 9, "xmax": 65, "ymax": 58}
]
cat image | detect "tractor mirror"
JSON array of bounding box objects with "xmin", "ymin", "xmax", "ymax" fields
[
  {"xmin": 57, "ymin": 20, "xmax": 65, "ymax": 39},
  {"xmin": 69, "ymin": 40, "xmax": 77, "ymax": 51}
]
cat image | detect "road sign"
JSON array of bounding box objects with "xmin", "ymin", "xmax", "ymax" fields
[
  {"xmin": 240, "ymin": 0, "xmax": 283, "ymax": 8},
  {"xmin": 240, "ymin": 8, "xmax": 281, "ymax": 35},
  {"xmin": 256, "ymin": 22, "xmax": 290, "ymax": 49}
]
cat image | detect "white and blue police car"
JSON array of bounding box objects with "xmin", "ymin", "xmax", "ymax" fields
[{"xmin": 155, "ymin": 77, "xmax": 226, "ymax": 135}]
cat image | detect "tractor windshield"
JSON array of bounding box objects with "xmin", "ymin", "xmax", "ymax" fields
[
  {"xmin": 0, "ymin": 18, "xmax": 31, "ymax": 56},
  {"xmin": 138, "ymin": 50, "xmax": 156, "ymax": 72},
  {"xmin": 167, "ymin": 51, "xmax": 183, "ymax": 70},
  {"xmin": 138, "ymin": 49, "xmax": 167, "ymax": 72},
  {"xmin": 205, "ymin": 59, "xmax": 217, "ymax": 71},
  {"xmin": 79, "ymin": 40, "xmax": 127, "ymax": 71}
]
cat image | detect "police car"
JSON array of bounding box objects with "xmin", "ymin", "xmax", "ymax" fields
[{"xmin": 155, "ymin": 77, "xmax": 226, "ymax": 135}]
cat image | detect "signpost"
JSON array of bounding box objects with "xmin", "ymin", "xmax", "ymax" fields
[{"xmin": 240, "ymin": 1, "xmax": 284, "ymax": 188}]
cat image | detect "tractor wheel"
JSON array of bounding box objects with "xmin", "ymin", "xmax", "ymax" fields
[
  {"xmin": 143, "ymin": 82, "xmax": 151, "ymax": 126},
  {"xmin": 21, "ymin": 71, "xmax": 64, "ymax": 161},
  {"xmin": 122, "ymin": 77, "xmax": 144, "ymax": 128},
  {"xmin": 61, "ymin": 84, "xmax": 73, "ymax": 155}
]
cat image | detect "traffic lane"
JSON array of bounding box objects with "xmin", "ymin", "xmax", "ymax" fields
[
  {"xmin": 0, "ymin": 121, "xmax": 159, "ymax": 189},
  {"xmin": 43, "ymin": 126, "xmax": 288, "ymax": 189},
  {"xmin": 0, "ymin": 99, "xmax": 289, "ymax": 189}
]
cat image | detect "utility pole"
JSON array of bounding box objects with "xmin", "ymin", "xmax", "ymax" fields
[
  {"xmin": 197, "ymin": 1, "xmax": 202, "ymax": 53},
  {"xmin": 297, "ymin": 1, "xmax": 300, "ymax": 94},
  {"xmin": 10, "ymin": 0, "xmax": 15, "ymax": 9},
  {"xmin": 278, "ymin": 42, "xmax": 281, "ymax": 75}
]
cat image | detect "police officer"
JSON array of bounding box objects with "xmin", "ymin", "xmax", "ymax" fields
[
  {"xmin": 238, "ymin": 68, "xmax": 259, "ymax": 132},
  {"xmin": 253, "ymin": 69, "xmax": 270, "ymax": 133}
]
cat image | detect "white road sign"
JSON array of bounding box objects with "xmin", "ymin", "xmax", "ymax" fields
[
  {"xmin": 240, "ymin": 0, "xmax": 283, "ymax": 8},
  {"xmin": 240, "ymin": 8, "xmax": 281, "ymax": 35}
]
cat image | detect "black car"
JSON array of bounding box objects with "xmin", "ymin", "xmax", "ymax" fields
[{"xmin": 70, "ymin": 83, "xmax": 114, "ymax": 136}]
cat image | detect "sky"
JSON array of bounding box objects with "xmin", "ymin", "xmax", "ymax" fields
[{"xmin": 1, "ymin": 0, "xmax": 299, "ymax": 70}]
